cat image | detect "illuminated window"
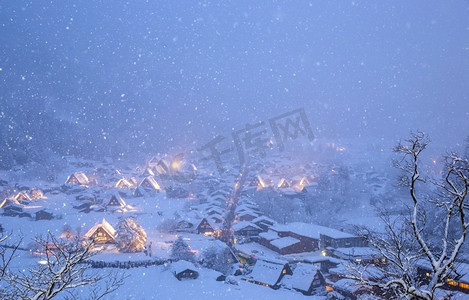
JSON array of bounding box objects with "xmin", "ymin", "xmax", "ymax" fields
[
  {"xmin": 425, "ymin": 272, "xmax": 430, "ymax": 277},
  {"xmin": 282, "ymin": 269, "xmax": 287, "ymax": 274},
  {"xmin": 325, "ymin": 285, "xmax": 334, "ymax": 292},
  {"xmin": 459, "ymin": 282, "xmax": 469, "ymax": 289},
  {"xmin": 446, "ymin": 279, "xmax": 458, "ymax": 286}
]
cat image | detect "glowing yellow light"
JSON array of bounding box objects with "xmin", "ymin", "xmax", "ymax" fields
[
  {"xmin": 171, "ymin": 161, "xmax": 180, "ymax": 170},
  {"xmin": 446, "ymin": 278, "xmax": 458, "ymax": 286}
]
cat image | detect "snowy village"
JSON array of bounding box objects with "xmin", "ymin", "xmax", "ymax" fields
[
  {"xmin": 1, "ymin": 135, "xmax": 469, "ymax": 299},
  {"xmin": 1, "ymin": 1, "xmax": 468, "ymax": 300}
]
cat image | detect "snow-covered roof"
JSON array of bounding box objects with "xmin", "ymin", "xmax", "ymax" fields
[
  {"xmin": 277, "ymin": 178, "xmax": 291, "ymax": 188},
  {"xmin": 270, "ymin": 222, "xmax": 355, "ymax": 239},
  {"xmin": 0, "ymin": 198, "xmax": 21, "ymax": 209},
  {"xmin": 253, "ymin": 215, "xmax": 276, "ymax": 225},
  {"xmin": 14, "ymin": 192, "xmax": 32, "ymax": 202},
  {"xmin": 237, "ymin": 211, "xmax": 259, "ymax": 218},
  {"xmin": 171, "ymin": 260, "xmax": 197, "ymax": 274},
  {"xmin": 232, "ymin": 221, "xmax": 262, "ymax": 232},
  {"xmin": 270, "ymin": 237, "xmax": 300, "ymax": 249},
  {"xmin": 233, "ymin": 242, "xmax": 280, "ymax": 258},
  {"xmin": 332, "ymin": 278, "xmax": 363, "ymax": 294},
  {"xmin": 259, "ymin": 230, "xmax": 279, "ymax": 241},
  {"xmin": 284, "ymin": 263, "xmax": 321, "ymax": 292},
  {"xmin": 115, "ymin": 178, "xmax": 133, "ymax": 188},
  {"xmin": 84, "ymin": 218, "xmax": 116, "ymax": 239},
  {"xmin": 210, "ymin": 190, "xmax": 230, "ymax": 198},
  {"xmin": 139, "ymin": 176, "xmax": 161, "ymax": 191},
  {"xmin": 333, "ymin": 247, "xmax": 379, "ymax": 259},
  {"xmin": 205, "ymin": 206, "xmax": 224, "ymax": 214},
  {"xmin": 66, "ymin": 172, "xmax": 90, "ymax": 185},
  {"xmin": 208, "ymin": 194, "xmax": 227, "ymax": 202},
  {"xmin": 141, "ymin": 168, "xmax": 155, "ymax": 177},
  {"xmin": 106, "ymin": 193, "xmax": 127, "ymax": 207},
  {"xmin": 247, "ymin": 259, "xmax": 288, "ymax": 286},
  {"xmin": 235, "ymin": 204, "xmax": 259, "ymax": 214},
  {"xmin": 197, "ymin": 217, "xmax": 222, "ymax": 231}
]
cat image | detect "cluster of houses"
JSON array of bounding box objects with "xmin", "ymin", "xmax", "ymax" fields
[
  {"xmin": 2, "ymin": 152, "xmax": 469, "ymax": 299},
  {"xmin": 160, "ymin": 186, "xmax": 233, "ymax": 237},
  {"xmin": 0, "ymin": 187, "xmax": 52, "ymax": 220}
]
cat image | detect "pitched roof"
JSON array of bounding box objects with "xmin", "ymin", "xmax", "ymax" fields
[
  {"xmin": 0, "ymin": 198, "xmax": 21, "ymax": 209},
  {"xmin": 270, "ymin": 222, "xmax": 355, "ymax": 240},
  {"xmin": 139, "ymin": 176, "xmax": 161, "ymax": 191},
  {"xmin": 115, "ymin": 178, "xmax": 133, "ymax": 188},
  {"xmin": 270, "ymin": 237, "xmax": 300, "ymax": 249},
  {"xmin": 253, "ymin": 215, "xmax": 276, "ymax": 225},
  {"xmin": 277, "ymin": 178, "xmax": 291, "ymax": 188},
  {"xmin": 84, "ymin": 218, "xmax": 116, "ymax": 239},
  {"xmin": 247, "ymin": 259, "xmax": 289, "ymax": 286},
  {"xmin": 14, "ymin": 192, "xmax": 32, "ymax": 202},
  {"xmin": 66, "ymin": 172, "xmax": 90, "ymax": 185},
  {"xmin": 171, "ymin": 260, "xmax": 198, "ymax": 274},
  {"xmin": 259, "ymin": 230, "xmax": 279, "ymax": 241},
  {"xmin": 233, "ymin": 221, "xmax": 262, "ymax": 232},
  {"xmin": 107, "ymin": 192, "xmax": 127, "ymax": 207},
  {"xmin": 154, "ymin": 159, "xmax": 170, "ymax": 175},
  {"xmin": 284, "ymin": 263, "xmax": 322, "ymax": 292}
]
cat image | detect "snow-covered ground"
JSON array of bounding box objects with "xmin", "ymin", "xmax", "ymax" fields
[{"xmin": 102, "ymin": 265, "xmax": 323, "ymax": 300}]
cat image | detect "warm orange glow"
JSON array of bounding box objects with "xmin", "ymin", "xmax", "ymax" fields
[
  {"xmin": 446, "ymin": 278, "xmax": 458, "ymax": 286},
  {"xmin": 325, "ymin": 285, "xmax": 334, "ymax": 292},
  {"xmin": 257, "ymin": 176, "xmax": 266, "ymax": 190},
  {"xmin": 460, "ymin": 282, "xmax": 469, "ymax": 289},
  {"xmin": 171, "ymin": 161, "xmax": 181, "ymax": 170}
]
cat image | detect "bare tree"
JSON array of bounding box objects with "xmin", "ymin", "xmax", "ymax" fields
[
  {"xmin": 5, "ymin": 233, "xmax": 125, "ymax": 300},
  {"xmin": 0, "ymin": 233, "xmax": 21, "ymax": 282},
  {"xmin": 355, "ymin": 132, "xmax": 469, "ymax": 299}
]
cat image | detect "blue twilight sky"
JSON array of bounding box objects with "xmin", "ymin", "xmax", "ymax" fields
[{"xmin": 0, "ymin": 1, "xmax": 468, "ymax": 158}]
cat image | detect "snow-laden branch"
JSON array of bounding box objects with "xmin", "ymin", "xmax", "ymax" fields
[
  {"xmin": 5, "ymin": 233, "xmax": 125, "ymax": 299},
  {"xmin": 353, "ymin": 133, "xmax": 469, "ymax": 300}
]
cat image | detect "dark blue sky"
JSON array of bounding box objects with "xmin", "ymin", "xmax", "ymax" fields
[{"xmin": 0, "ymin": 1, "xmax": 468, "ymax": 158}]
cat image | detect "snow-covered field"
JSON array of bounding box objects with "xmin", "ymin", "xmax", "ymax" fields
[{"xmin": 103, "ymin": 265, "xmax": 322, "ymax": 300}]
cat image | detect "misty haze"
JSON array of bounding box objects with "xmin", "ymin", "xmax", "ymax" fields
[{"xmin": 0, "ymin": 1, "xmax": 468, "ymax": 299}]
